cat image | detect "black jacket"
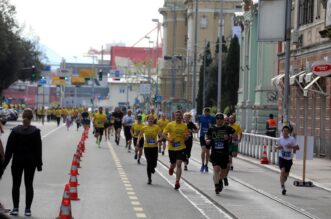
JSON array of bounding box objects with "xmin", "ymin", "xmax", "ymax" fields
[{"xmin": 3, "ymin": 125, "xmax": 42, "ymax": 169}]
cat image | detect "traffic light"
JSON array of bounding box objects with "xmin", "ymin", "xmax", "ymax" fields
[
  {"xmin": 98, "ymin": 70, "xmax": 103, "ymax": 81},
  {"xmin": 31, "ymin": 65, "xmax": 36, "ymax": 81}
]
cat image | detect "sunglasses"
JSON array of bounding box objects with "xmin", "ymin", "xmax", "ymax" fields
[{"xmin": 216, "ymin": 117, "xmax": 224, "ymax": 120}]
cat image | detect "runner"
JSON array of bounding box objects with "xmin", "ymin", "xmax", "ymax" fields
[
  {"xmin": 122, "ymin": 109, "xmax": 135, "ymax": 152},
  {"xmin": 93, "ymin": 107, "xmax": 107, "ymax": 147},
  {"xmin": 65, "ymin": 112, "xmax": 72, "ymax": 131},
  {"xmin": 224, "ymin": 114, "xmax": 242, "ymax": 185},
  {"xmin": 275, "ymin": 125, "xmax": 299, "ymax": 195},
  {"xmin": 205, "ymin": 113, "xmax": 234, "ymax": 194},
  {"xmin": 131, "ymin": 115, "xmax": 144, "ymax": 164},
  {"xmin": 163, "ymin": 110, "xmax": 189, "ymax": 190},
  {"xmin": 112, "ymin": 107, "xmax": 124, "ymax": 145},
  {"xmin": 138, "ymin": 115, "xmax": 161, "ymax": 185},
  {"xmin": 104, "ymin": 108, "xmax": 111, "ymax": 141},
  {"xmin": 183, "ymin": 112, "xmax": 198, "ymax": 171},
  {"xmin": 81, "ymin": 107, "xmax": 90, "ymax": 130},
  {"xmin": 55, "ymin": 107, "xmax": 62, "ymax": 127},
  {"xmin": 197, "ymin": 108, "xmax": 215, "ymax": 173},
  {"xmin": 157, "ymin": 113, "xmax": 169, "ymax": 155}
]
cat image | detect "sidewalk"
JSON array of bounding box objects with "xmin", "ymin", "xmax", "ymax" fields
[{"xmin": 238, "ymin": 154, "xmax": 331, "ymax": 192}]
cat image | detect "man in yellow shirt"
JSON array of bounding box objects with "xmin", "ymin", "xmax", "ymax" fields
[
  {"xmin": 163, "ymin": 110, "xmax": 189, "ymax": 190},
  {"xmin": 93, "ymin": 107, "xmax": 107, "ymax": 147}
]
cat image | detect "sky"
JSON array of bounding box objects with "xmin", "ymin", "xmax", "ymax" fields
[{"xmin": 10, "ymin": 0, "xmax": 164, "ymax": 64}]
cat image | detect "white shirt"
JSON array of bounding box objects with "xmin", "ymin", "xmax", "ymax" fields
[
  {"xmin": 277, "ymin": 136, "xmax": 297, "ymax": 160},
  {"xmin": 122, "ymin": 115, "xmax": 135, "ymax": 126}
]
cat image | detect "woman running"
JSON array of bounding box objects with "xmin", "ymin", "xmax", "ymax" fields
[
  {"xmin": 138, "ymin": 115, "xmax": 161, "ymax": 185},
  {"xmin": 131, "ymin": 115, "xmax": 144, "ymax": 164},
  {"xmin": 183, "ymin": 112, "xmax": 198, "ymax": 171}
]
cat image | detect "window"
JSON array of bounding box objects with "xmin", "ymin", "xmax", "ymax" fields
[
  {"xmin": 298, "ymin": 0, "xmax": 314, "ymax": 26},
  {"xmin": 119, "ymin": 86, "xmax": 125, "ymax": 93},
  {"xmin": 200, "ymin": 16, "xmax": 208, "ymax": 29}
]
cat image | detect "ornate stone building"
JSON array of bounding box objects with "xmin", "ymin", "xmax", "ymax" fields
[{"xmin": 159, "ymin": 0, "xmax": 242, "ymax": 101}]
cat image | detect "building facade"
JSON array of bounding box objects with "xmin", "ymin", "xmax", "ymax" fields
[
  {"xmin": 159, "ymin": 0, "xmax": 242, "ymax": 101},
  {"xmin": 237, "ymin": 0, "xmax": 331, "ymax": 159}
]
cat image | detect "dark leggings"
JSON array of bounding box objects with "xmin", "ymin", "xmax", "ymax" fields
[
  {"xmin": 144, "ymin": 147, "xmax": 158, "ymax": 180},
  {"xmin": 11, "ymin": 165, "xmax": 36, "ymax": 209}
]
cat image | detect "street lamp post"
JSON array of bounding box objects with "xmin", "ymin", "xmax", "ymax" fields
[
  {"xmin": 170, "ymin": 2, "xmax": 177, "ymax": 99},
  {"xmin": 152, "ymin": 18, "xmax": 161, "ymax": 111},
  {"xmin": 217, "ymin": 0, "xmax": 224, "ymax": 112},
  {"xmin": 192, "ymin": 0, "xmax": 199, "ymax": 109}
]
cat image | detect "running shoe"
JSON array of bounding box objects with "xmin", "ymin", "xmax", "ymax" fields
[
  {"xmin": 184, "ymin": 165, "xmax": 188, "ymax": 171},
  {"xmin": 204, "ymin": 165, "xmax": 209, "ymax": 173},
  {"xmin": 215, "ymin": 184, "xmax": 220, "ymax": 194},
  {"xmin": 168, "ymin": 167, "xmax": 174, "ymax": 176},
  {"xmin": 224, "ymin": 177, "xmax": 229, "ymax": 186},
  {"xmin": 200, "ymin": 165, "xmax": 204, "ymax": 173},
  {"xmin": 137, "ymin": 159, "xmax": 141, "ymax": 164},
  {"xmin": 10, "ymin": 208, "xmax": 19, "ymax": 216},
  {"xmin": 282, "ymin": 185, "xmax": 286, "ymax": 195},
  {"xmin": 134, "ymin": 154, "xmax": 137, "ymax": 159},
  {"xmin": 148, "ymin": 178, "xmax": 152, "ymax": 185},
  {"xmin": 230, "ymin": 166, "xmax": 234, "ymax": 171},
  {"xmin": 218, "ymin": 180, "xmax": 223, "ymax": 192},
  {"xmin": 25, "ymin": 209, "xmax": 31, "ymax": 217},
  {"xmin": 174, "ymin": 181, "xmax": 180, "ymax": 190}
]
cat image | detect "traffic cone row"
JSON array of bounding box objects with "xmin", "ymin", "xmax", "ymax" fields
[
  {"xmin": 57, "ymin": 129, "xmax": 89, "ymax": 218},
  {"xmin": 260, "ymin": 144, "xmax": 269, "ymax": 164}
]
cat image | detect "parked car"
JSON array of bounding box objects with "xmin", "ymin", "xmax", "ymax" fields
[
  {"xmin": 7, "ymin": 108, "xmax": 18, "ymax": 121},
  {"xmin": 0, "ymin": 107, "xmax": 9, "ymax": 125}
]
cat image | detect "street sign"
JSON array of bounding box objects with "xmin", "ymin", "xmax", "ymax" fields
[
  {"xmin": 140, "ymin": 82, "xmax": 151, "ymax": 95},
  {"xmin": 312, "ymin": 60, "xmax": 331, "ymax": 77},
  {"xmin": 154, "ymin": 95, "xmax": 163, "ymax": 103},
  {"xmin": 38, "ymin": 79, "xmax": 47, "ymax": 85}
]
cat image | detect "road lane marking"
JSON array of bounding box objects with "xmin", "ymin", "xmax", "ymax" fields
[{"xmin": 108, "ymin": 141, "xmax": 146, "ymax": 218}]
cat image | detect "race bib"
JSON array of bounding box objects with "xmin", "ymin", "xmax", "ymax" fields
[
  {"xmin": 281, "ymin": 151, "xmax": 291, "ymax": 158},
  {"xmin": 201, "ymin": 127, "xmax": 209, "ymax": 134},
  {"xmin": 173, "ymin": 141, "xmax": 181, "ymax": 147},
  {"xmin": 147, "ymin": 138, "xmax": 155, "ymax": 144},
  {"xmin": 215, "ymin": 141, "xmax": 224, "ymax": 149}
]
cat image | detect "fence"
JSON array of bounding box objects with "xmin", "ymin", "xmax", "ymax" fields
[{"xmin": 239, "ymin": 133, "xmax": 279, "ymax": 165}]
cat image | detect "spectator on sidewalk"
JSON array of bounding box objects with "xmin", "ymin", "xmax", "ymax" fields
[
  {"xmin": 266, "ymin": 114, "xmax": 277, "ymax": 137},
  {"xmin": 2, "ymin": 108, "xmax": 43, "ymax": 217},
  {"xmin": 275, "ymin": 125, "xmax": 299, "ymax": 196}
]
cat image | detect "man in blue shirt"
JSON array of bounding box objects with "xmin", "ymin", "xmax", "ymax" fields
[{"xmin": 197, "ymin": 108, "xmax": 215, "ymax": 172}]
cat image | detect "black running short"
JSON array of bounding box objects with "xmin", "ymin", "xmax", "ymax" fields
[
  {"xmin": 124, "ymin": 126, "xmax": 132, "ymax": 141},
  {"xmin": 95, "ymin": 128, "xmax": 104, "ymax": 136},
  {"xmin": 210, "ymin": 152, "xmax": 229, "ymax": 169},
  {"xmin": 133, "ymin": 137, "xmax": 144, "ymax": 148},
  {"xmin": 168, "ymin": 149, "xmax": 186, "ymax": 164},
  {"xmin": 200, "ymin": 135, "xmax": 211, "ymax": 149},
  {"xmin": 278, "ymin": 157, "xmax": 293, "ymax": 173},
  {"xmin": 114, "ymin": 121, "xmax": 122, "ymax": 130}
]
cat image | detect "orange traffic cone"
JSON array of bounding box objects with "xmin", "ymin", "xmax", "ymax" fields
[
  {"xmin": 260, "ymin": 144, "xmax": 269, "ymax": 164},
  {"xmin": 69, "ymin": 159, "xmax": 79, "ymax": 176},
  {"xmin": 69, "ymin": 183, "xmax": 80, "ymax": 201},
  {"xmin": 69, "ymin": 174, "xmax": 79, "ymax": 187},
  {"xmin": 56, "ymin": 184, "xmax": 73, "ymax": 219}
]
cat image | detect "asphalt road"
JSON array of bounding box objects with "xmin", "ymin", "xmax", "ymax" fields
[{"xmin": 0, "ymin": 120, "xmax": 330, "ymax": 219}]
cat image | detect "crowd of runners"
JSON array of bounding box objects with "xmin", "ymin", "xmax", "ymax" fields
[{"xmin": 29, "ymin": 105, "xmax": 298, "ymax": 196}]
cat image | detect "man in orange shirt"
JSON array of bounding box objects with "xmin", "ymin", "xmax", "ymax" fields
[{"xmin": 266, "ymin": 114, "xmax": 277, "ymax": 137}]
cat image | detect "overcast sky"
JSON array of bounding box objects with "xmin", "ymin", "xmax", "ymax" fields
[{"xmin": 10, "ymin": 0, "xmax": 164, "ymax": 63}]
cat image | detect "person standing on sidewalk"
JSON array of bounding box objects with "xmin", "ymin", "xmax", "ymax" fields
[
  {"xmin": 163, "ymin": 110, "xmax": 189, "ymax": 190},
  {"xmin": 205, "ymin": 113, "xmax": 234, "ymax": 195},
  {"xmin": 2, "ymin": 108, "xmax": 42, "ymax": 217},
  {"xmin": 197, "ymin": 108, "xmax": 215, "ymax": 173},
  {"xmin": 138, "ymin": 115, "xmax": 161, "ymax": 185},
  {"xmin": 266, "ymin": 114, "xmax": 277, "ymax": 137},
  {"xmin": 275, "ymin": 125, "xmax": 299, "ymax": 195}
]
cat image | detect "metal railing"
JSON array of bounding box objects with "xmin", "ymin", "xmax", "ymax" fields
[{"xmin": 239, "ymin": 133, "xmax": 279, "ymax": 165}]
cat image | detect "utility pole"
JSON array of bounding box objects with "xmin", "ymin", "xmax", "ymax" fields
[
  {"xmin": 152, "ymin": 19, "xmax": 161, "ymax": 111},
  {"xmin": 171, "ymin": 2, "xmax": 177, "ymax": 99},
  {"xmin": 217, "ymin": 0, "xmax": 224, "ymax": 112},
  {"xmin": 192, "ymin": 0, "xmax": 199, "ymax": 109},
  {"xmin": 203, "ymin": 39, "xmax": 207, "ymax": 108},
  {"xmin": 283, "ymin": 0, "xmax": 292, "ymax": 126}
]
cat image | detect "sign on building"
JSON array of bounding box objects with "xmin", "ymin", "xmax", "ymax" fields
[
  {"xmin": 312, "ymin": 60, "xmax": 331, "ymax": 77},
  {"xmin": 258, "ymin": 0, "xmax": 286, "ymax": 41},
  {"xmin": 140, "ymin": 82, "xmax": 151, "ymax": 95}
]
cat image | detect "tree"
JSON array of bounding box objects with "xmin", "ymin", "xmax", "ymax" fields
[
  {"xmin": 196, "ymin": 41, "xmax": 212, "ymax": 114},
  {"xmin": 0, "ymin": 0, "xmax": 43, "ymax": 95},
  {"xmin": 222, "ymin": 35, "xmax": 240, "ymax": 112}
]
